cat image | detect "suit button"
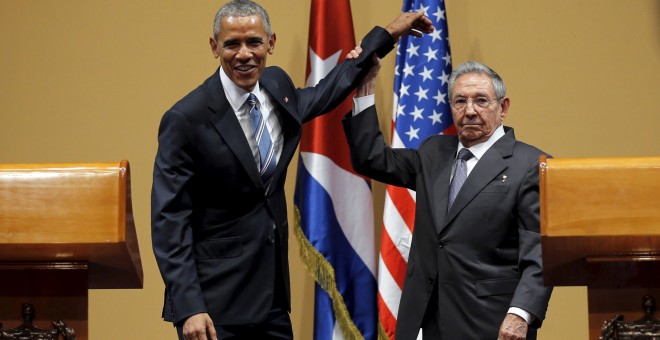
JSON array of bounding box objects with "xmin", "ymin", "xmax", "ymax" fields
[
  {"xmin": 267, "ymin": 235, "xmax": 275, "ymax": 245},
  {"xmin": 427, "ymin": 278, "xmax": 434, "ymax": 285},
  {"xmin": 438, "ymin": 240, "xmax": 447, "ymax": 248}
]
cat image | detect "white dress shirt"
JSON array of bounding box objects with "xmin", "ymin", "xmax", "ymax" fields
[{"xmin": 220, "ymin": 67, "xmax": 283, "ymax": 168}]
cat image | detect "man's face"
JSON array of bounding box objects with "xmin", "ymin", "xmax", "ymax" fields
[
  {"xmin": 210, "ymin": 15, "xmax": 276, "ymax": 92},
  {"xmin": 450, "ymin": 73, "xmax": 509, "ymax": 147}
]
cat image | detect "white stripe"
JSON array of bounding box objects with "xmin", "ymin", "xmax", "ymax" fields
[
  {"xmin": 382, "ymin": 192, "xmax": 413, "ymax": 262},
  {"xmin": 391, "ymin": 129, "xmax": 406, "ymax": 149},
  {"xmin": 392, "ymin": 93, "xmax": 399, "ymax": 122},
  {"xmin": 377, "ymin": 255, "xmax": 402, "ymax": 319},
  {"xmin": 301, "ymin": 152, "xmax": 377, "ymax": 276},
  {"xmin": 261, "ymin": 144, "xmax": 275, "ymax": 175},
  {"xmin": 252, "ymin": 108, "xmax": 265, "ymax": 142}
]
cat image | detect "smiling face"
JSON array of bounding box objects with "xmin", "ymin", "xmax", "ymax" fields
[
  {"xmin": 210, "ymin": 15, "xmax": 276, "ymax": 92},
  {"xmin": 450, "ymin": 73, "xmax": 510, "ymax": 147}
]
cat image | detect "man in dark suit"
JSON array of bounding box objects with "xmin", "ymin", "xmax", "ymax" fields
[
  {"xmin": 343, "ymin": 60, "xmax": 553, "ymax": 339},
  {"xmin": 151, "ymin": 1, "xmax": 433, "ymax": 339}
]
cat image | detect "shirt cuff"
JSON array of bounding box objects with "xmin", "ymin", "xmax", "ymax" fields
[
  {"xmin": 508, "ymin": 307, "xmax": 535, "ymax": 325},
  {"xmin": 352, "ymin": 94, "xmax": 375, "ymax": 116}
]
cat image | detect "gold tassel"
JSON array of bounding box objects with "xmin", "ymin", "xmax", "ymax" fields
[
  {"xmin": 293, "ymin": 206, "xmax": 365, "ymax": 340},
  {"xmin": 378, "ymin": 322, "xmax": 391, "ymax": 340}
]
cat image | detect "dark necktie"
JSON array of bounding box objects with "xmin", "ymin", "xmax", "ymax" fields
[
  {"xmin": 247, "ymin": 93, "xmax": 276, "ymax": 181},
  {"xmin": 448, "ymin": 148, "xmax": 474, "ymax": 209}
]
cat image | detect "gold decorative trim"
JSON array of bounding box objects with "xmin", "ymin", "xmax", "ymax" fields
[{"xmin": 293, "ymin": 206, "xmax": 365, "ymax": 340}]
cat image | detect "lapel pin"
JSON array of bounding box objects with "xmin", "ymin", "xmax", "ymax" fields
[
  {"xmin": 502, "ymin": 175, "xmax": 507, "ymax": 183},
  {"xmin": 284, "ymin": 97, "xmax": 289, "ymax": 103}
]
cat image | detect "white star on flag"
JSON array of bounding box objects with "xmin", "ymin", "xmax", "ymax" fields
[
  {"xmin": 305, "ymin": 48, "xmax": 341, "ymax": 87},
  {"xmin": 420, "ymin": 67, "xmax": 434, "ymax": 82},
  {"xmin": 405, "ymin": 125, "xmax": 420, "ymax": 141},
  {"xmin": 414, "ymin": 86, "xmax": 429, "ymax": 101},
  {"xmin": 424, "ymin": 47, "xmax": 438, "ymax": 62}
]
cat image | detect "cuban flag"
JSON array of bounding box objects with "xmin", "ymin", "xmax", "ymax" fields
[
  {"xmin": 293, "ymin": 0, "xmax": 378, "ymax": 339},
  {"xmin": 377, "ymin": 0, "xmax": 454, "ymax": 339}
]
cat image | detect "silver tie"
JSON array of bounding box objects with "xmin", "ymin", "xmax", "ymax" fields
[
  {"xmin": 448, "ymin": 148, "xmax": 473, "ymax": 209},
  {"xmin": 247, "ymin": 93, "xmax": 276, "ymax": 181}
]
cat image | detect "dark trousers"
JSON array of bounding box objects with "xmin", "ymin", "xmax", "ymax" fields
[
  {"xmin": 420, "ymin": 284, "xmax": 538, "ymax": 339},
  {"xmin": 177, "ymin": 231, "xmax": 292, "ymax": 340}
]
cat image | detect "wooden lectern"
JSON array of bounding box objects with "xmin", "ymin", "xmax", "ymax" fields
[
  {"xmin": 539, "ymin": 156, "xmax": 660, "ymax": 339},
  {"xmin": 0, "ymin": 161, "xmax": 143, "ymax": 340}
]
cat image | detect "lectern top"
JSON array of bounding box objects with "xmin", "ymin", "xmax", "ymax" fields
[
  {"xmin": 0, "ymin": 160, "xmax": 143, "ymax": 289},
  {"xmin": 540, "ymin": 156, "xmax": 660, "ymax": 237},
  {"xmin": 0, "ymin": 161, "xmax": 130, "ymax": 244}
]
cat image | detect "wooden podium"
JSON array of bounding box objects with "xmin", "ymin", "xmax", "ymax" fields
[
  {"xmin": 0, "ymin": 161, "xmax": 143, "ymax": 339},
  {"xmin": 539, "ymin": 156, "xmax": 660, "ymax": 339}
]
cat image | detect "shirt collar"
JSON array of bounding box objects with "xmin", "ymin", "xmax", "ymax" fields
[
  {"xmin": 219, "ymin": 67, "xmax": 263, "ymax": 111},
  {"xmin": 457, "ymin": 124, "xmax": 505, "ymax": 160}
]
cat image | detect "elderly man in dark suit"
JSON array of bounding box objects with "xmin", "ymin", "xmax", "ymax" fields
[
  {"xmin": 151, "ymin": 0, "xmax": 433, "ymax": 339},
  {"xmin": 343, "ymin": 59, "xmax": 553, "ymax": 339}
]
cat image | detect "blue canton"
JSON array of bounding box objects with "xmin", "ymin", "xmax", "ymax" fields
[{"xmin": 394, "ymin": 0, "xmax": 453, "ymax": 149}]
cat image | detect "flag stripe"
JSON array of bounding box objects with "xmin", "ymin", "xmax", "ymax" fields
[
  {"xmin": 301, "ymin": 152, "xmax": 376, "ymax": 277},
  {"xmin": 386, "ymin": 185, "xmax": 416, "ymax": 232},
  {"xmin": 377, "ymin": 292, "xmax": 398, "ymax": 339},
  {"xmin": 378, "ymin": 224, "xmax": 407, "ymax": 289},
  {"xmin": 377, "ymin": 253, "xmax": 403, "ymax": 314}
]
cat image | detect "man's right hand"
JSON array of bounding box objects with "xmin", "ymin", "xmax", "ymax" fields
[
  {"xmin": 182, "ymin": 313, "xmax": 217, "ymax": 340},
  {"xmin": 385, "ymin": 9, "xmax": 434, "ymax": 42}
]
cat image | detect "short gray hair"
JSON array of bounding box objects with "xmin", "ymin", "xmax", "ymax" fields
[
  {"xmin": 213, "ymin": 0, "xmax": 272, "ymax": 39},
  {"xmin": 448, "ymin": 61, "xmax": 506, "ymax": 100}
]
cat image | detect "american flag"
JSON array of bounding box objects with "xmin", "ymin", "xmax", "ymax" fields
[{"xmin": 378, "ymin": 0, "xmax": 454, "ymax": 338}]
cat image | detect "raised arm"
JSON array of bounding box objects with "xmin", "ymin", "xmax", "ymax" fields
[{"xmin": 294, "ymin": 10, "xmax": 433, "ymax": 123}]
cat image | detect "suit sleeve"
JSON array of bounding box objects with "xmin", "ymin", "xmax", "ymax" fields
[
  {"xmin": 295, "ymin": 26, "xmax": 395, "ymax": 122},
  {"xmin": 510, "ymin": 156, "xmax": 553, "ymax": 328},
  {"xmin": 151, "ymin": 109, "xmax": 207, "ymax": 324},
  {"xmin": 343, "ymin": 105, "xmax": 418, "ymax": 189}
]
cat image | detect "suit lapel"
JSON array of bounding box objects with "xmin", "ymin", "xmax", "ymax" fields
[
  {"xmin": 204, "ymin": 70, "xmax": 263, "ymax": 189},
  {"xmin": 429, "ymin": 138, "xmax": 458, "ymax": 234},
  {"xmin": 442, "ymin": 129, "xmax": 516, "ymax": 232}
]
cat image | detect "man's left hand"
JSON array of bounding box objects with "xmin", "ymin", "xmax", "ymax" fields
[{"xmin": 498, "ymin": 313, "xmax": 528, "ymax": 340}]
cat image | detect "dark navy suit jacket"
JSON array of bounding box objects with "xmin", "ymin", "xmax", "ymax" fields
[{"xmin": 151, "ymin": 27, "xmax": 394, "ymax": 326}]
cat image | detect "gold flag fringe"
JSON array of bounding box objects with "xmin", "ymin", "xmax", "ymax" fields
[
  {"xmin": 378, "ymin": 322, "xmax": 390, "ymax": 340},
  {"xmin": 293, "ymin": 206, "xmax": 366, "ymax": 340}
]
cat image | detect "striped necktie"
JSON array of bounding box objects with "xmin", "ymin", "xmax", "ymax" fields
[
  {"xmin": 448, "ymin": 148, "xmax": 474, "ymax": 209},
  {"xmin": 247, "ymin": 93, "xmax": 276, "ymax": 182}
]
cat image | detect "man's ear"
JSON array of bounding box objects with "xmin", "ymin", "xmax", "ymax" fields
[
  {"xmin": 499, "ymin": 97, "xmax": 510, "ymax": 121},
  {"xmin": 267, "ymin": 32, "xmax": 276, "ymax": 54},
  {"xmin": 210, "ymin": 37, "xmax": 220, "ymax": 58}
]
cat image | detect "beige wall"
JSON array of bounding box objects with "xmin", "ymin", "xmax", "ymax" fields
[{"xmin": 1, "ymin": 0, "xmax": 658, "ymax": 339}]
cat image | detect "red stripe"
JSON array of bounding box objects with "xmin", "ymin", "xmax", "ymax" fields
[
  {"xmin": 379, "ymin": 223, "xmax": 407, "ymax": 289},
  {"xmin": 386, "ymin": 185, "xmax": 416, "ymax": 232},
  {"xmin": 378, "ymin": 292, "xmax": 397, "ymax": 339},
  {"xmin": 443, "ymin": 124, "xmax": 457, "ymax": 135}
]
